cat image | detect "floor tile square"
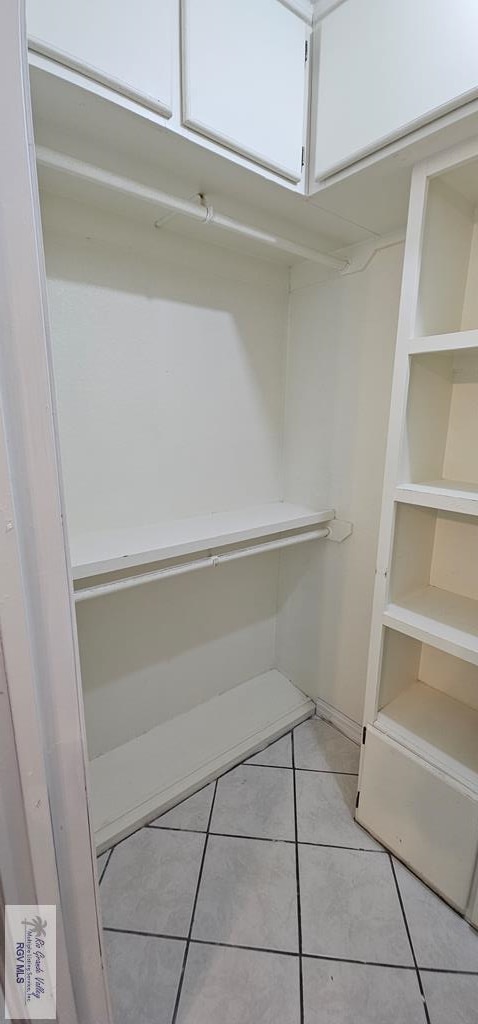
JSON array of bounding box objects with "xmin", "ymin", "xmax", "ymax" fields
[
  {"xmin": 104, "ymin": 930, "xmax": 185, "ymax": 1024},
  {"xmin": 176, "ymin": 942, "xmax": 300, "ymax": 1024},
  {"xmin": 303, "ymin": 958, "xmax": 425, "ymax": 1023},
  {"xmin": 101, "ymin": 828, "xmax": 205, "ymax": 937},
  {"xmin": 422, "ymin": 971, "xmax": 478, "ymax": 1024},
  {"xmin": 296, "ymin": 771, "xmax": 381, "ymax": 851},
  {"xmin": 192, "ymin": 834, "xmax": 298, "ymax": 952},
  {"xmin": 246, "ymin": 734, "xmax": 292, "ymax": 767},
  {"xmin": 394, "ymin": 860, "xmax": 478, "ymax": 970},
  {"xmin": 299, "ymin": 845, "xmax": 413, "ymax": 964},
  {"xmin": 150, "ymin": 784, "xmax": 215, "ymax": 832},
  {"xmin": 210, "ymin": 765, "xmax": 295, "ymax": 841},
  {"xmin": 294, "ymin": 719, "xmax": 360, "ymax": 773}
]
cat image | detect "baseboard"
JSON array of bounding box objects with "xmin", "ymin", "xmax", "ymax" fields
[{"xmin": 314, "ymin": 695, "xmax": 362, "ymax": 745}]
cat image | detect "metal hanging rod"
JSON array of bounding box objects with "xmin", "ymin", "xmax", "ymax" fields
[
  {"xmin": 36, "ymin": 146, "xmax": 348, "ymax": 271},
  {"xmin": 74, "ymin": 526, "xmax": 330, "ymax": 602}
]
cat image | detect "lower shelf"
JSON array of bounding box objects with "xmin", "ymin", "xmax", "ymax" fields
[
  {"xmin": 377, "ymin": 681, "xmax": 478, "ymax": 793},
  {"xmin": 91, "ymin": 669, "xmax": 314, "ymax": 850}
]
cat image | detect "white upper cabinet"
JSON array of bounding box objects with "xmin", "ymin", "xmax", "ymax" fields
[
  {"xmin": 314, "ymin": 0, "xmax": 478, "ymax": 181},
  {"xmin": 182, "ymin": 0, "xmax": 308, "ymax": 182},
  {"xmin": 26, "ymin": 0, "xmax": 175, "ymax": 117}
]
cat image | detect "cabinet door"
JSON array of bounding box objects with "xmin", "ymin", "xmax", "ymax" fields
[
  {"xmin": 358, "ymin": 727, "xmax": 478, "ymax": 912},
  {"xmin": 26, "ymin": 0, "xmax": 174, "ymax": 116},
  {"xmin": 314, "ymin": 0, "xmax": 478, "ymax": 181},
  {"xmin": 182, "ymin": 0, "xmax": 307, "ymax": 182}
]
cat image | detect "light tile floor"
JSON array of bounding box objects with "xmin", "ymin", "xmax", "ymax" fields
[{"xmin": 98, "ymin": 717, "xmax": 478, "ymax": 1023}]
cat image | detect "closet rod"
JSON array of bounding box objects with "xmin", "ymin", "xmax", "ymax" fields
[
  {"xmin": 36, "ymin": 147, "xmax": 348, "ymax": 271},
  {"xmin": 74, "ymin": 526, "xmax": 330, "ymax": 602}
]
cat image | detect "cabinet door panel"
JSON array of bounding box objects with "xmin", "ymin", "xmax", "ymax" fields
[
  {"xmin": 357, "ymin": 727, "xmax": 478, "ymax": 912},
  {"xmin": 182, "ymin": 0, "xmax": 307, "ymax": 181},
  {"xmin": 27, "ymin": 0, "xmax": 174, "ymax": 116},
  {"xmin": 314, "ymin": 0, "xmax": 478, "ymax": 180}
]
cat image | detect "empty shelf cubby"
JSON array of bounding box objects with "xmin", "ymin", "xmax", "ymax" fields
[
  {"xmin": 401, "ymin": 347, "xmax": 478, "ymax": 494},
  {"xmin": 415, "ymin": 163, "xmax": 478, "ymax": 338},
  {"xmin": 384, "ymin": 504, "xmax": 478, "ymax": 664},
  {"xmin": 377, "ymin": 628, "xmax": 478, "ymax": 791}
]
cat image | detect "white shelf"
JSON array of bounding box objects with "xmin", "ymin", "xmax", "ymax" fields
[
  {"xmin": 395, "ymin": 481, "xmax": 478, "ymax": 516},
  {"xmin": 409, "ymin": 329, "xmax": 478, "ymax": 354},
  {"xmin": 90, "ymin": 669, "xmax": 314, "ymax": 850},
  {"xmin": 72, "ymin": 502, "xmax": 334, "ymax": 580},
  {"xmin": 384, "ymin": 586, "xmax": 478, "ymax": 666},
  {"xmin": 377, "ymin": 681, "xmax": 478, "ymax": 793}
]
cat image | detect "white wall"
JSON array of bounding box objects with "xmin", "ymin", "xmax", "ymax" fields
[
  {"xmin": 42, "ymin": 194, "xmax": 288, "ymax": 538},
  {"xmin": 277, "ymin": 243, "xmax": 404, "ymax": 726}
]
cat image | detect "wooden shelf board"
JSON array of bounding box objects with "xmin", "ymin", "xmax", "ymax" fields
[
  {"xmin": 395, "ymin": 481, "xmax": 478, "ymax": 516},
  {"xmin": 376, "ymin": 681, "xmax": 478, "ymax": 793},
  {"xmin": 71, "ymin": 502, "xmax": 334, "ymax": 580},
  {"xmin": 91, "ymin": 669, "xmax": 315, "ymax": 851},
  {"xmin": 409, "ymin": 329, "xmax": 478, "ymax": 354},
  {"xmin": 384, "ymin": 586, "xmax": 478, "ymax": 666}
]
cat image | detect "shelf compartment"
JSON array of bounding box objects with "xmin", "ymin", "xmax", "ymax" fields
[
  {"xmin": 400, "ymin": 347, "xmax": 478, "ymax": 497},
  {"xmin": 376, "ymin": 628, "xmax": 478, "ymax": 790},
  {"xmin": 377, "ymin": 680, "xmax": 478, "ymax": 791},
  {"xmin": 384, "ymin": 504, "xmax": 478, "ymax": 664},
  {"xmin": 415, "ymin": 165, "xmax": 478, "ymax": 337},
  {"xmin": 90, "ymin": 669, "xmax": 314, "ymax": 850},
  {"xmin": 71, "ymin": 502, "xmax": 334, "ymax": 580}
]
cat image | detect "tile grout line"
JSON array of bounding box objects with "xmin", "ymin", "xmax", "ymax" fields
[
  {"xmin": 389, "ymin": 855, "xmax": 431, "ymax": 1024},
  {"xmin": 291, "ymin": 729, "xmax": 304, "ymax": 1024},
  {"xmin": 170, "ymin": 778, "xmax": 219, "ymax": 1024},
  {"xmin": 244, "ymin": 763, "xmax": 359, "ymax": 776},
  {"xmin": 146, "ymin": 822, "xmax": 386, "ymax": 855},
  {"xmin": 101, "ymin": 926, "xmax": 478, "ymax": 975}
]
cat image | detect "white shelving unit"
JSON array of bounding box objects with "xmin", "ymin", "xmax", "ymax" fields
[{"xmin": 358, "ymin": 138, "xmax": 478, "ymax": 922}]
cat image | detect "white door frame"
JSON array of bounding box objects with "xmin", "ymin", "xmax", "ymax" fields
[{"xmin": 0, "ymin": 2, "xmax": 111, "ymax": 1020}]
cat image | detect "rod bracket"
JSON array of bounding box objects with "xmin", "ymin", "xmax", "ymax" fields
[{"xmin": 326, "ymin": 519, "xmax": 353, "ymax": 543}]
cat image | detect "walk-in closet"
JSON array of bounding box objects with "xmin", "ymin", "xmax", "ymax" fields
[{"xmin": 2, "ymin": 1, "xmax": 478, "ymax": 1022}]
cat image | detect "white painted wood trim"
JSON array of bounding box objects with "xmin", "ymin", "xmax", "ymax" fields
[
  {"xmin": 361, "ymin": 163, "xmax": 430, "ymax": 735},
  {"xmin": 311, "ymin": 0, "xmax": 347, "ymax": 24},
  {"xmin": 1, "ymin": 3, "xmax": 111, "ymax": 1019},
  {"xmin": 92, "ymin": 671, "xmax": 314, "ymax": 850},
  {"xmin": 314, "ymin": 697, "xmax": 362, "ymax": 745},
  {"xmin": 278, "ymin": 0, "xmax": 314, "ymax": 25},
  {"xmin": 28, "ymin": 36, "xmax": 173, "ymax": 117}
]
